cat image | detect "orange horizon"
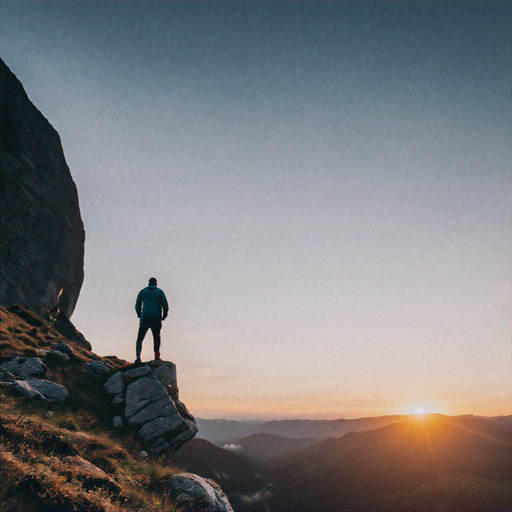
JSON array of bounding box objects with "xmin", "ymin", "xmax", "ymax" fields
[{"xmin": 187, "ymin": 401, "xmax": 512, "ymax": 421}]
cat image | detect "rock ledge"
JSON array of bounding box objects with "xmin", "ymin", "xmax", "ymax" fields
[{"xmin": 104, "ymin": 361, "xmax": 197, "ymax": 456}]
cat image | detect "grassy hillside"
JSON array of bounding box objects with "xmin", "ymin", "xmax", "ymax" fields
[{"xmin": 0, "ymin": 306, "xmax": 185, "ymax": 512}]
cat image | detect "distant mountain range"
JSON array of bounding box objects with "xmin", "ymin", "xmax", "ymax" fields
[
  {"xmin": 179, "ymin": 414, "xmax": 511, "ymax": 512},
  {"xmin": 268, "ymin": 414, "xmax": 511, "ymax": 511},
  {"xmin": 196, "ymin": 415, "xmax": 410, "ymax": 444}
]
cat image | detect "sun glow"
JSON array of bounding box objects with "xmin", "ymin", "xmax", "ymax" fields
[{"xmin": 395, "ymin": 402, "xmax": 448, "ymax": 417}]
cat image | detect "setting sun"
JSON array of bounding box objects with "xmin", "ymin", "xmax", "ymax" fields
[{"xmin": 395, "ymin": 402, "xmax": 448, "ymax": 417}]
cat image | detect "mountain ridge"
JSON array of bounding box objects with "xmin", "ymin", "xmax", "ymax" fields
[
  {"xmin": 196, "ymin": 413, "xmax": 511, "ymax": 445},
  {"xmin": 267, "ymin": 414, "xmax": 511, "ymax": 511}
]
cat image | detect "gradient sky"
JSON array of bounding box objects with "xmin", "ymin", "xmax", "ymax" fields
[{"xmin": 1, "ymin": 1, "xmax": 510, "ymax": 420}]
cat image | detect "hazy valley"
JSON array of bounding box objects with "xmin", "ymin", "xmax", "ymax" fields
[{"xmin": 184, "ymin": 414, "xmax": 512, "ymax": 511}]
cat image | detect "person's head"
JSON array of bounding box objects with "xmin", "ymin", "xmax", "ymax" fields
[{"xmin": 148, "ymin": 277, "xmax": 157, "ymax": 287}]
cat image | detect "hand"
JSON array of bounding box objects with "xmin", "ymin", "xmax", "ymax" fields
[{"xmin": 162, "ymin": 312, "xmax": 168, "ymax": 321}]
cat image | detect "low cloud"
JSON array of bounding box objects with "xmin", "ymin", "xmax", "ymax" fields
[
  {"xmin": 221, "ymin": 443, "xmax": 243, "ymax": 452},
  {"xmin": 238, "ymin": 490, "xmax": 273, "ymax": 504}
]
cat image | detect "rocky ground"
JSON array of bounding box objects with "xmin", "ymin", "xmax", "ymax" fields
[{"xmin": 0, "ymin": 305, "xmax": 232, "ymax": 512}]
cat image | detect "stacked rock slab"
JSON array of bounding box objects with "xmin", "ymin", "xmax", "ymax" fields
[{"xmin": 104, "ymin": 361, "xmax": 197, "ymax": 456}]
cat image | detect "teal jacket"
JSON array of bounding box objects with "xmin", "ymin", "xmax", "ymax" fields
[{"xmin": 135, "ymin": 285, "xmax": 169, "ymax": 321}]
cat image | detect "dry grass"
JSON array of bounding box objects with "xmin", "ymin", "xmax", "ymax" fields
[
  {"xmin": 1, "ymin": 306, "xmax": 184, "ymax": 512},
  {"xmin": 1, "ymin": 306, "xmax": 90, "ymax": 361},
  {"xmin": 1, "ymin": 396, "xmax": 182, "ymax": 512}
]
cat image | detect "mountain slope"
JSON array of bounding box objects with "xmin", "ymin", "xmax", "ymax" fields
[
  {"xmin": 268, "ymin": 415, "xmax": 511, "ymax": 511},
  {"xmin": 231, "ymin": 433, "xmax": 320, "ymax": 462},
  {"xmin": 171, "ymin": 438, "xmax": 272, "ymax": 511},
  {"xmin": 0, "ymin": 306, "xmax": 179, "ymax": 511},
  {"xmin": 0, "ymin": 306, "xmax": 232, "ymax": 512}
]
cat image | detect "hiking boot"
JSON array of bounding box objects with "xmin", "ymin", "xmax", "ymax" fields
[
  {"xmin": 154, "ymin": 352, "xmax": 162, "ymax": 362},
  {"xmin": 135, "ymin": 357, "xmax": 142, "ymax": 365}
]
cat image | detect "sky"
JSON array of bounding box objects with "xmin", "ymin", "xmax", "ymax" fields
[{"xmin": 1, "ymin": 1, "xmax": 510, "ymax": 420}]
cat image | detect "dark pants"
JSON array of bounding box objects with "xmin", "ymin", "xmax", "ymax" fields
[{"xmin": 136, "ymin": 318, "xmax": 162, "ymax": 358}]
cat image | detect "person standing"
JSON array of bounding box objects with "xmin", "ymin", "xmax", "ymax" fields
[{"xmin": 135, "ymin": 277, "xmax": 168, "ymax": 363}]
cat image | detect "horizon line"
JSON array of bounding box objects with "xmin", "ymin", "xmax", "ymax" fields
[{"xmin": 196, "ymin": 412, "xmax": 512, "ymax": 423}]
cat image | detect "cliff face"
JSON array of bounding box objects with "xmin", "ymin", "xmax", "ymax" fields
[{"xmin": 1, "ymin": 59, "xmax": 85, "ymax": 318}]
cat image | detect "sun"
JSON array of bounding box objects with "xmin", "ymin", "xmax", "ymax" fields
[{"xmin": 395, "ymin": 402, "xmax": 448, "ymax": 417}]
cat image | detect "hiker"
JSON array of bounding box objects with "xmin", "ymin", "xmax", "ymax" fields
[{"xmin": 135, "ymin": 277, "xmax": 169, "ymax": 363}]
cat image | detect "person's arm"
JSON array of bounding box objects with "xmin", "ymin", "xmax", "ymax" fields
[
  {"xmin": 135, "ymin": 291, "xmax": 143, "ymax": 318},
  {"xmin": 161, "ymin": 290, "xmax": 169, "ymax": 320}
]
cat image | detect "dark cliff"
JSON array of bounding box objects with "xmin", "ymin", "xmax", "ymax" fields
[{"xmin": 1, "ymin": 59, "xmax": 85, "ymax": 318}]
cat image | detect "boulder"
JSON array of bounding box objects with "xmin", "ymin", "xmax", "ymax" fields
[
  {"xmin": 11, "ymin": 379, "xmax": 45, "ymax": 400},
  {"xmin": 1, "ymin": 356, "xmax": 47, "ymax": 378},
  {"xmin": 167, "ymin": 472, "xmax": 234, "ymax": 512},
  {"xmin": 104, "ymin": 372, "xmax": 125, "ymax": 396},
  {"xmin": 85, "ymin": 361, "xmax": 110, "ymax": 377},
  {"xmin": 46, "ymin": 350, "xmax": 70, "ymax": 363},
  {"xmin": 11, "ymin": 378, "xmax": 68, "ymax": 404},
  {"xmin": 25, "ymin": 378, "xmax": 68, "ymax": 403},
  {"xmin": 10, "ymin": 378, "xmax": 68, "ymax": 404},
  {"xmin": 54, "ymin": 341, "xmax": 75, "ymax": 359}
]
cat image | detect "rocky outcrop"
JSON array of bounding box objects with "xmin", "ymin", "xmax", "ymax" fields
[
  {"xmin": 0, "ymin": 59, "xmax": 85, "ymax": 318},
  {"xmin": 104, "ymin": 361, "xmax": 198, "ymax": 457},
  {"xmin": 0, "ymin": 306, "xmax": 232, "ymax": 512}
]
